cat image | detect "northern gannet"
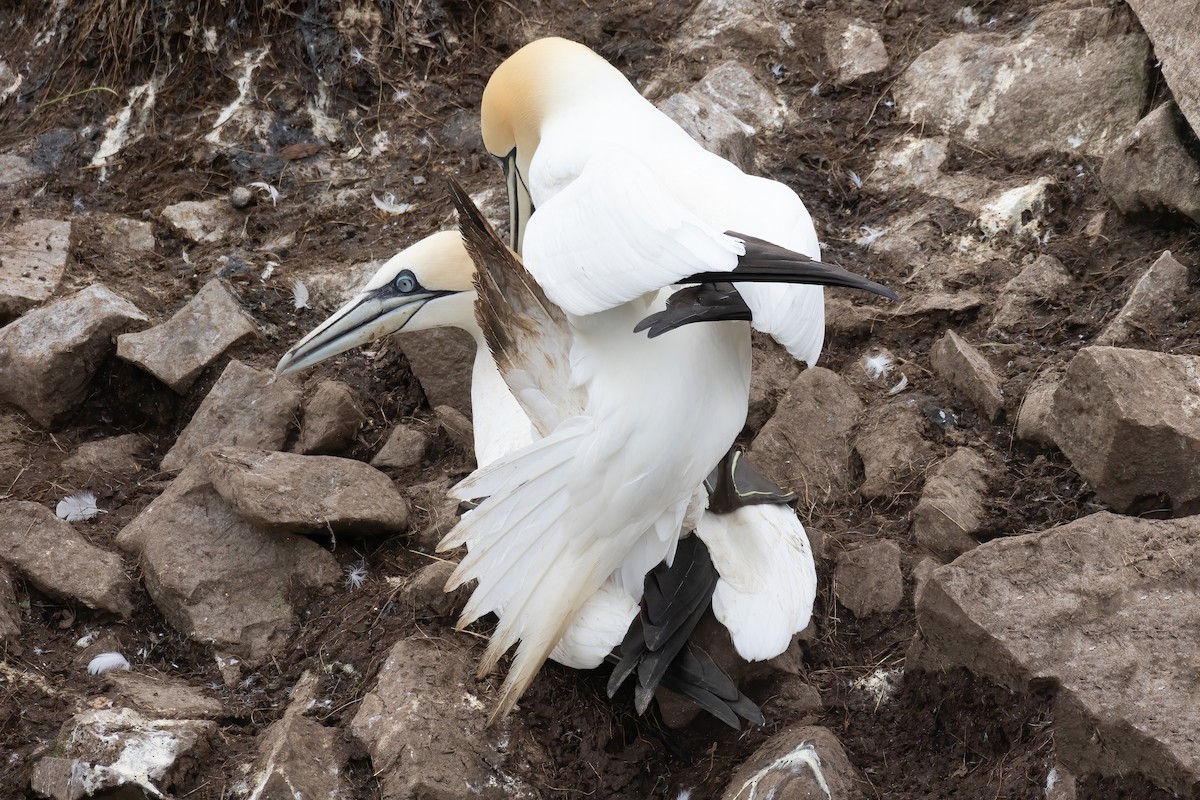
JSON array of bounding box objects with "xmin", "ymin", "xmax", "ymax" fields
[{"xmin": 462, "ymin": 38, "xmax": 892, "ymax": 718}]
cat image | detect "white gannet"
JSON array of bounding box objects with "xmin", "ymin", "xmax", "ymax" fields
[{"xmin": 461, "ymin": 37, "xmax": 893, "ymax": 718}]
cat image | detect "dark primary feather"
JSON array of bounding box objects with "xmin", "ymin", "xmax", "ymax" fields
[
  {"xmin": 608, "ymin": 536, "xmax": 763, "ymax": 728},
  {"xmin": 633, "ymin": 282, "xmax": 752, "ymax": 339},
  {"xmin": 684, "ymin": 231, "xmax": 900, "ymax": 301}
]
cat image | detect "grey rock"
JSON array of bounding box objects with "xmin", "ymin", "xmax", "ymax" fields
[
  {"xmin": 911, "ymin": 556, "xmax": 939, "ymax": 601},
  {"xmin": 117, "ymin": 279, "xmax": 258, "ymax": 392},
  {"xmin": 0, "ymin": 284, "xmax": 145, "ymax": 427},
  {"xmin": 88, "ymin": 214, "xmax": 155, "ymax": 254},
  {"xmin": 748, "ymin": 333, "xmax": 802, "ymax": 433},
  {"xmin": 0, "ymin": 564, "xmax": 21, "ymax": 640},
  {"xmin": 116, "ymin": 463, "xmax": 339, "ymax": 664},
  {"xmin": 201, "ymin": 446, "xmax": 409, "ymax": 535},
  {"xmin": 0, "ymin": 154, "xmax": 45, "ymax": 188},
  {"xmin": 105, "ymin": 671, "xmax": 224, "ymax": 720},
  {"xmin": 912, "ymin": 448, "xmax": 991, "ymax": 560},
  {"xmin": 400, "ymin": 559, "xmax": 468, "ymax": 620},
  {"xmin": 301, "ymin": 259, "xmax": 378, "ymax": 306},
  {"xmin": 0, "ymin": 501, "xmax": 132, "ymax": 617},
  {"xmin": 1015, "ymin": 369, "xmax": 1062, "ymax": 446},
  {"xmin": 693, "ymin": 61, "xmax": 787, "ymax": 133},
  {"xmin": 229, "ymin": 186, "xmax": 254, "ymax": 210},
  {"xmin": 750, "ymin": 368, "xmax": 862, "ymax": 505},
  {"xmin": 247, "ymin": 672, "xmax": 351, "ymax": 800},
  {"xmin": 371, "ymin": 422, "xmax": 429, "ymax": 469},
  {"xmin": 405, "ymin": 477, "xmax": 460, "ymax": 553},
  {"xmin": 853, "ymin": 396, "xmax": 933, "ymax": 500},
  {"xmin": 434, "ymin": 404, "xmax": 474, "ymax": 454},
  {"xmin": 894, "ymin": 5, "xmax": 1149, "ymax": 157},
  {"xmin": 671, "ymin": 0, "xmax": 795, "ymax": 63},
  {"xmin": 1126, "ymin": 0, "xmax": 1200, "ymax": 135},
  {"xmin": 62, "ymin": 434, "xmax": 149, "ymax": 478},
  {"xmin": 1049, "ymin": 346, "xmax": 1200, "ymax": 512},
  {"xmin": 160, "ymin": 360, "xmax": 302, "ymax": 472},
  {"xmin": 914, "ymin": 512, "xmax": 1200, "ymax": 794},
  {"xmin": 396, "ymin": 327, "xmax": 474, "ymax": 416},
  {"xmin": 161, "ymin": 198, "xmax": 236, "ymax": 244},
  {"xmin": 350, "ymin": 637, "xmax": 544, "ymax": 800},
  {"xmin": 659, "ymin": 91, "xmax": 756, "ymax": 172},
  {"xmin": 1102, "ymin": 102, "xmax": 1200, "ymax": 226},
  {"xmin": 825, "ymin": 19, "xmax": 889, "ymax": 85},
  {"xmin": 296, "ymin": 380, "xmax": 365, "ymax": 455},
  {"xmin": 30, "ymin": 707, "xmax": 216, "ymax": 800},
  {"xmin": 988, "ymin": 255, "xmax": 1073, "ymax": 336},
  {"xmin": 0, "ymin": 218, "xmax": 70, "ymax": 317},
  {"xmin": 834, "ymin": 540, "xmax": 903, "ymax": 617},
  {"xmin": 931, "ymin": 329, "xmax": 1004, "ymax": 421},
  {"xmin": 1095, "ymin": 251, "xmax": 1189, "ymax": 346},
  {"xmin": 720, "ymin": 725, "xmax": 869, "ymax": 800}
]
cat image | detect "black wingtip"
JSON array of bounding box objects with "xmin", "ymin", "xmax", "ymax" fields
[{"xmin": 634, "ymin": 283, "xmax": 753, "ymax": 339}]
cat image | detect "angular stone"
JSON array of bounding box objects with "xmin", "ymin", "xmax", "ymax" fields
[
  {"xmin": 1102, "ymin": 102, "xmax": 1200, "ymax": 226},
  {"xmin": 160, "ymin": 360, "xmax": 302, "ymax": 472},
  {"xmin": 1049, "ymin": 346, "xmax": 1200, "ymax": 512},
  {"xmin": 0, "ymin": 501, "xmax": 132, "ymax": 617},
  {"xmin": 350, "ymin": 637, "xmax": 543, "ymax": 800},
  {"xmin": 105, "ymin": 672, "xmax": 224, "ymax": 720},
  {"xmin": 825, "ymin": 19, "xmax": 889, "ymax": 85},
  {"xmin": 116, "ymin": 464, "xmax": 339, "ymax": 664},
  {"xmin": 371, "ymin": 422, "xmax": 429, "ymax": 469},
  {"xmin": 405, "ymin": 477, "xmax": 460, "ymax": 553},
  {"xmin": 0, "ymin": 564, "xmax": 21, "ymax": 640},
  {"xmin": 117, "ymin": 279, "xmax": 258, "ymax": 393},
  {"xmin": 1126, "ymin": 0, "xmax": 1200, "ymax": 135},
  {"xmin": 931, "ymin": 329, "xmax": 1004, "ymax": 421},
  {"xmin": 988, "ymin": 255, "xmax": 1073, "ymax": 336},
  {"xmin": 914, "ymin": 512, "xmax": 1200, "ymax": 794},
  {"xmin": 894, "ymin": 5, "xmax": 1149, "ymax": 157},
  {"xmin": 434, "ymin": 404, "xmax": 474, "ymax": 454},
  {"xmin": 0, "ymin": 219, "xmax": 70, "ymax": 317},
  {"xmin": 161, "ymin": 198, "xmax": 236, "ymax": 244},
  {"xmin": 659, "ymin": 91, "xmax": 756, "ymax": 172},
  {"xmin": 1015, "ymin": 369, "xmax": 1061, "ymax": 446},
  {"xmin": 0, "ymin": 284, "xmax": 147, "ymax": 426},
  {"xmin": 201, "ymin": 446, "xmax": 409, "ymax": 535},
  {"xmin": 853, "ymin": 396, "xmax": 933, "ymax": 500},
  {"xmin": 296, "ymin": 380, "xmax": 365, "ymax": 455},
  {"xmin": 693, "ymin": 61, "xmax": 787, "ymax": 132},
  {"xmin": 912, "ymin": 449, "xmax": 992, "ymax": 561},
  {"xmin": 90, "ymin": 214, "xmax": 155, "ymax": 254},
  {"xmin": 30, "ymin": 707, "xmax": 215, "ymax": 800},
  {"xmin": 1095, "ymin": 251, "xmax": 1189, "ymax": 346},
  {"xmin": 0, "ymin": 154, "xmax": 44, "ymax": 188},
  {"xmin": 748, "ymin": 333, "xmax": 802, "ymax": 433},
  {"xmin": 720, "ymin": 725, "xmax": 869, "ymax": 800},
  {"xmin": 247, "ymin": 672, "xmax": 351, "ymax": 800},
  {"xmin": 834, "ymin": 540, "xmax": 903, "ymax": 618},
  {"xmin": 399, "ymin": 559, "xmax": 468, "ymax": 621},
  {"xmin": 396, "ymin": 328, "xmax": 474, "ymax": 416},
  {"xmin": 62, "ymin": 434, "xmax": 148, "ymax": 478},
  {"xmin": 750, "ymin": 368, "xmax": 862, "ymax": 505},
  {"xmin": 671, "ymin": 0, "xmax": 795, "ymax": 63}
]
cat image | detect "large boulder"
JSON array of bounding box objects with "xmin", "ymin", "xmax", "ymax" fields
[
  {"xmin": 1049, "ymin": 346, "xmax": 1200, "ymax": 512},
  {"xmin": 911, "ymin": 448, "xmax": 992, "ymax": 561},
  {"xmin": 396, "ymin": 328, "xmax": 474, "ymax": 417},
  {"xmin": 1102, "ymin": 103, "xmax": 1200, "ymax": 227},
  {"xmin": 0, "ymin": 284, "xmax": 147, "ymax": 426},
  {"xmin": 894, "ymin": 5, "xmax": 1149, "ymax": 158},
  {"xmin": 720, "ymin": 725, "xmax": 869, "ymax": 800},
  {"xmin": 0, "ymin": 219, "xmax": 70, "ymax": 318},
  {"xmin": 1125, "ymin": 0, "xmax": 1200, "ymax": 134},
  {"xmin": 930, "ymin": 329, "xmax": 1004, "ymax": 421},
  {"xmin": 913, "ymin": 512, "xmax": 1200, "ymax": 794},
  {"xmin": 1094, "ymin": 251, "xmax": 1189, "ymax": 347}
]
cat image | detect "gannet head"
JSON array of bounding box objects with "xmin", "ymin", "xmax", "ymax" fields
[
  {"xmin": 274, "ymin": 231, "xmax": 477, "ymax": 377},
  {"xmin": 481, "ymin": 37, "xmax": 627, "ymax": 251}
]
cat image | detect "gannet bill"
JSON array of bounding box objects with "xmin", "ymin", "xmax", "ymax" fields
[
  {"xmin": 271, "ymin": 227, "xmax": 773, "ymax": 726},
  {"xmin": 273, "ymin": 231, "xmax": 531, "ymax": 468}
]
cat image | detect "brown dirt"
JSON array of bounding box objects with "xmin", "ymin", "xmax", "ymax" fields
[{"xmin": 1, "ymin": 0, "xmax": 1197, "ymax": 798}]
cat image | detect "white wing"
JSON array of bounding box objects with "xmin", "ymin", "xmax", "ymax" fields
[{"xmin": 523, "ymin": 148, "xmax": 744, "ymax": 316}]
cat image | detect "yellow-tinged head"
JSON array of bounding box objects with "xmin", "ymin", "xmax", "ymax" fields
[
  {"xmin": 274, "ymin": 231, "xmax": 478, "ymax": 376},
  {"xmin": 481, "ymin": 38, "xmax": 631, "ymax": 252}
]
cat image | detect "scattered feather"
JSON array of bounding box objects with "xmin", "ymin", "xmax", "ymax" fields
[
  {"xmin": 350, "ymin": 47, "xmax": 365, "ymax": 65},
  {"xmin": 1046, "ymin": 766, "xmax": 1059, "ymax": 792},
  {"xmin": 88, "ymin": 652, "xmax": 131, "ymax": 676},
  {"xmin": 769, "ymin": 63, "xmax": 784, "ymax": 78},
  {"xmin": 292, "ymin": 278, "xmax": 311, "ymax": 310},
  {"xmin": 248, "ymin": 181, "xmax": 280, "ymax": 206},
  {"xmin": 75, "ymin": 632, "xmax": 99, "ymax": 648},
  {"xmin": 56, "ymin": 490, "xmax": 103, "ymax": 522},
  {"xmin": 809, "ymin": 82, "xmax": 822, "ymax": 97},
  {"xmin": 847, "ymin": 170, "xmax": 863, "ymax": 189},
  {"xmin": 344, "ymin": 564, "xmax": 369, "ymax": 591},
  {"xmin": 851, "ymin": 667, "xmax": 903, "ymax": 708},
  {"xmin": 392, "ymin": 88, "xmax": 411, "ymax": 103},
  {"xmin": 887, "ymin": 374, "xmax": 909, "ymax": 395},
  {"xmin": 372, "ymin": 193, "xmax": 413, "ymax": 215},
  {"xmin": 260, "ymin": 260, "xmax": 279, "ymax": 282},
  {"xmin": 863, "ymin": 353, "xmax": 893, "ymax": 382},
  {"xmin": 857, "ymin": 225, "xmax": 885, "ymax": 248}
]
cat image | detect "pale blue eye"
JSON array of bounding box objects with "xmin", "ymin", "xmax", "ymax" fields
[{"xmin": 395, "ymin": 274, "xmax": 416, "ymax": 293}]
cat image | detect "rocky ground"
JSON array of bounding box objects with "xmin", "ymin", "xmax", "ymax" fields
[{"xmin": 2, "ymin": 0, "xmax": 1199, "ymax": 797}]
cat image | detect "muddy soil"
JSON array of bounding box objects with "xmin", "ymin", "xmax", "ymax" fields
[{"xmin": 0, "ymin": 0, "xmax": 1195, "ymax": 798}]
